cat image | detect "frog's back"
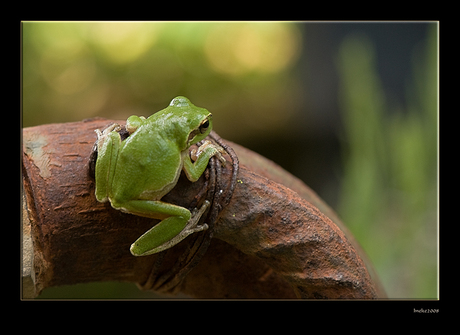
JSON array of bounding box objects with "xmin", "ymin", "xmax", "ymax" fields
[{"xmin": 109, "ymin": 127, "xmax": 182, "ymax": 202}]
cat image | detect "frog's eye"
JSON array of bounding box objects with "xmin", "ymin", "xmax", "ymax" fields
[{"xmin": 199, "ymin": 120, "xmax": 210, "ymax": 134}]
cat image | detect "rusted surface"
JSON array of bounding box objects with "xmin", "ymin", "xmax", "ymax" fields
[
  {"xmin": 228, "ymin": 142, "xmax": 386, "ymax": 297},
  {"xmin": 22, "ymin": 119, "xmax": 384, "ymax": 298},
  {"xmin": 214, "ymin": 168, "xmax": 377, "ymax": 298}
]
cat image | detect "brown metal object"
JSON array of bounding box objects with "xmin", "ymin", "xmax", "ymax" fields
[{"xmin": 22, "ymin": 118, "xmax": 385, "ymax": 299}]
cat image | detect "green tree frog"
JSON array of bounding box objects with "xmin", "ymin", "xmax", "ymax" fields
[{"xmin": 94, "ymin": 96, "xmax": 226, "ymax": 256}]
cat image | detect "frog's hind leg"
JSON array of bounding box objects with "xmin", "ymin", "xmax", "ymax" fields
[
  {"xmin": 94, "ymin": 126, "xmax": 121, "ymax": 203},
  {"xmin": 119, "ymin": 200, "xmax": 209, "ymax": 256}
]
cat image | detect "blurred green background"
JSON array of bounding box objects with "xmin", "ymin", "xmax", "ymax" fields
[{"xmin": 22, "ymin": 21, "xmax": 438, "ymax": 299}]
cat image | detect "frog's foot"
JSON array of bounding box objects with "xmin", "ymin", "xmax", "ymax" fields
[
  {"xmin": 191, "ymin": 140, "xmax": 226, "ymax": 167},
  {"xmin": 95, "ymin": 123, "xmax": 121, "ymax": 143},
  {"xmin": 186, "ymin": 200, "xmax": 210, "ymax": 233}
]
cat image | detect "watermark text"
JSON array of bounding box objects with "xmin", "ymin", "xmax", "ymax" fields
[{"xmin": 413, "ymin": 308, "xmax": 439, "ymax": 314}]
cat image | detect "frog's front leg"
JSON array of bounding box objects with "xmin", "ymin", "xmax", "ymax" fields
[
  {"xmin": 184, "ymin": 140, "xmax": 226, "ymax": 182},
  {"xmin": 117, "ymin": 199, "xmax": 210, "ymax": 256}
]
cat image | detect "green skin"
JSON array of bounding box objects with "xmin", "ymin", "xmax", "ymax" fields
[{"xmin": 94, "ymin": 96, "xmax": 225, "ymax": 256}]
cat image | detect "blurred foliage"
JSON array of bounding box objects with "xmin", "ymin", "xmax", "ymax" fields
[
  {"xmin": 22, "ymin": 21, "xmax": 303, "ymax": 142},
  {"xmin": 336, "ymin": 26, "xmax": 437, "ymax": 298}
]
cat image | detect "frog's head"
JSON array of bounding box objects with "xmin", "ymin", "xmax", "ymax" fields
[{"xmin": 169, "ymin": 96, "xmax": 213, "ymax": 149}]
